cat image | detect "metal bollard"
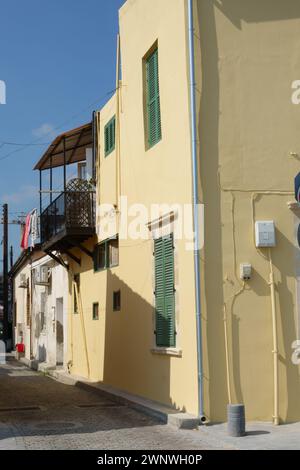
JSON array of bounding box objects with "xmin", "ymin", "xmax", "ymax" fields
[{"xmin": 227, "ymin": 404, "xmax": 246, "ymax": 437}]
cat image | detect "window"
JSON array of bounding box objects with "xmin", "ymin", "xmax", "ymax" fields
[
  {"xmin": 104, "ymin": 116, "xmax": 116, "ymax": 157},
  {"xmin": 145, "ymin": 47, "xmax": 161, "ymax": 148},
  {"xmin": 78, "ymin": 162, "xmax": 87, "ymax": 180},
  {"xmin": 113, "ymin": 290, "xmax": 121, "ymax": 312},
  {"xmin": 92, "ymin": 302, "xmax": 99, "ymax": 320},
  {"xmin": 94, "ymin": 243, "xmax": 106, "ymax": 271},
  {"xmin": 109, "ymin": 238, "xmax": 119, "ymax": 268},
  {"xmin": 94, "ymin": 236, "xmax": 119, "ymax": 271},
  {"xmin": 73, "ymin": 274, "xmax": 80, "ymax": 314},
  {"xmin": 154, "ymin": 234, "xmax": 175, "ymax": 347}
]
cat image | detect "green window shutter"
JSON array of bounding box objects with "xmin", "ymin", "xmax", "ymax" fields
[
  {"xmin": 146, "ymin": 48, "xmax": 161, "ymax": 148},
  {"xmin": 104, "ymin": 116, "xmax": 116, "ymax": 157},
  {"xmin": 154, "ymin": 235, "xmax": 175, "ymax": 347}
]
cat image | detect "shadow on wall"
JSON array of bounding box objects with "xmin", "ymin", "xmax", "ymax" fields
[
  {"xmin": 196, "ymin": 0, "xmax": 228, "ymax": 421},
  {"xmin": 102, "ymin": 270, "xmax": 177, "ymax": 411},
  {"xmin": 213, "ymin": 0, "xmax": 300, "ymax": 29},
  {"xmin": 271, "ymin": 228, "xmax": 299, "ymax": 422},
  {"xmin": 195, "ymin": 0, "xmax": 300, "ymax": 421},
  {"xmin": 34, "ymin": 312, "xmax": 42, "ymax": 339},
  {"xmin": 38, "ymin": 344, "xmax": 46, "ymax": 363}
]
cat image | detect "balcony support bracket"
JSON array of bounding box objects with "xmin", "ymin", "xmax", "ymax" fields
[
  {"xmin": 68, "ymin": 240, "xmax": 94, "ymax": 260},
  {"xmin": 64, "ymin": 250, "xmax": 81, "ymax": 266},
  {"xmin": 78, "ymin": 244, "xmax": 94, "ymax": 259},
  {"xmin": 45, "ymin": 250, "xmax": 69, "ymax": 271}
]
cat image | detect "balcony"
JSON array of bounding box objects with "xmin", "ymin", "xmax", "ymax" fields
[
  {"xmin": 40, "ymin": 178, "xmax": 95, "ymax": 251},
  {"xmin": 34, "ymin": 122, "xmax": 96, "ymax": 254}
]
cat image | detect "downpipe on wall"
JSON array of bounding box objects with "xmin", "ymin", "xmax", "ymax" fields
[
  {"xmin": 187, "ymin": 0, "xmax": 206, "ymax": 424},
  {"xmin": 268, "ymin": 248, "xmax": 279, "ymax": 425}
]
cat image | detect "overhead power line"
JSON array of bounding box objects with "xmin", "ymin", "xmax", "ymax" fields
[
  {"xmin": 0, "ymin": 141, "xmax": 51, "ymax": 147},
  {"xmin": 0, "ymin": 87, "xmax": 117, "ymax": 163}
]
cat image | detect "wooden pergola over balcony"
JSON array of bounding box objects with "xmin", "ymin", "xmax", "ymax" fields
[{"xmin": 34, "ymin": 122, "xmax": 96, "ymax": 264}]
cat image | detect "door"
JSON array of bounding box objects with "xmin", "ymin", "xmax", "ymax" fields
[{"xmin": 56, "ymin": 297, "xmax": 64, "ymax": 365}]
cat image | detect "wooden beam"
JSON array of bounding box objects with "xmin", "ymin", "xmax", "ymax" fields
[
  {"xmin": 64, "ymin": 249, "xmax": 81, "ymax": 266},
  {"xmin": 67, "ymin": 127, "xmax": 85, "ymax": 164},
  {"xmin": 68, "ymin": 239, "xmax": 94, "ymax": 259},
  {"xmin": 45, "ymin": 251, "xmax": 69, "ymax": 271}
]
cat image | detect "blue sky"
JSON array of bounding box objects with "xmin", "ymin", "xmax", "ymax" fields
[{"xmin": 0, "ymin": 0, "xmax": 125, "ymax": 263}]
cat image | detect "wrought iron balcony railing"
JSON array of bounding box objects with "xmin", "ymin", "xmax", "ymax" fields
[{"xmin": 40, "ymin": 178, "xmax": 95, "ymax": 248}]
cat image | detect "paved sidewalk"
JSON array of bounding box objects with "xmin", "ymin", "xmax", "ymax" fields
[{"xmin": 200, "ymin": 421, "xmax": 300, "ymax": 450}]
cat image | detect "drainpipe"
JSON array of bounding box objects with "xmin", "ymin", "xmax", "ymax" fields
[
  {"xmin": 268, "ymin": 249, "xmax": 279, "ymax": 425},
  {"xmin": 187, "ymin": 0, "xmax": 206, "ymax": 423},
  {"xmin": 92, "ymin": 110, "xmax": 96, "ymax": 182}
]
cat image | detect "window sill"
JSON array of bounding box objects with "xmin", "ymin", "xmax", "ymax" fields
[{"xmin": 151, "ymin": 347, "xmax": 182, "ymax": 358}]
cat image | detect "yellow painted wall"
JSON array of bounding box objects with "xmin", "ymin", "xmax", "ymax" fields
[
  {"xmin": 194, "ymin": 0, "xmax": 300, "ymax": 422},
  {"xmin": 67, "ymin": 0, "xmax": 300, "ymax": 423},
  {"xmin": 67, "ymin": 0, "xmax": 200, "ymax": 416}
]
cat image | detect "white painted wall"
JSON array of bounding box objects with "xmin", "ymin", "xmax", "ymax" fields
[
  {"xmin": 13, "ymin": 263, "xmax": 31, "ymax": 360},
  {"xmin": 31, "ymin": 256, "xmax": 68, "ymax": 368}
]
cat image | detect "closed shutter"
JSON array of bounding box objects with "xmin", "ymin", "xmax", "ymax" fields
[
  {"xmin": 154, "ymin": 235, "xmax": 175, "ymax": 347},
  {"xmin": 146, "ymin": 48, "xmax": 161, "ymax": 148},
  {"xmin": 104, "ymin": 116, "xmax": 116, "ymax": 156}
]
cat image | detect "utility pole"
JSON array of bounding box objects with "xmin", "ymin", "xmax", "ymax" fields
[
  {"xmin": 0, "ymin": 210, "xmax": 25, "ymax": 349},
  {"xmin": 10, "ymin": 246, "xmax": 13, "ymax": 270},
  {"xmin": 2, "ymin": 204, "xmax": 8, "ymax": 345}
]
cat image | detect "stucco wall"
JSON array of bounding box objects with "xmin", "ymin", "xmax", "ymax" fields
[
  {"xmin": 66, "ymin": 0, "xmax": 300, "ymax": 423},
  {"xmin": 194, "ymin": 0, "xmax": 300, "ymax": 422},
  {"xmin": 13, "ymin": 263, "xmax": 31, "ymax": 360},
  {"xmin": 31, "ymin": 257, "xmax": 68, "ymax": 367},
  {"xmin": 67, "ymin": 0, "xmax": 200, "ymax": 415}
]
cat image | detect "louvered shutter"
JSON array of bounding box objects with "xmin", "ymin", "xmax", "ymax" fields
[
  {"xmin": 154, "ymin": 235, "xmax": 175, "ymax": 347},
  {"xmin": 146, "ymin": 49, "xmax": 162, "ymax": 148},
  {"xmin": 105, "ymin": 125, "xmax": 109, "ymax": 155},
  {"xmin": 104, "ymin": 116, "xmax": 116, "ymax": 156}
]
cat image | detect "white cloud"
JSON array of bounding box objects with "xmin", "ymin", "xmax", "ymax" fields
[{"xmin": 32, "ymin": 123, "xmax": 56, "ymax": 140}]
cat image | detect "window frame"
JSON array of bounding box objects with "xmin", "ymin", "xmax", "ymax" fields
[
  {"xmin": 145, "ymin": 45, "xmax": 162, "ymax": 149},
  {"xmin": 94, "ymin": 236, "xmax": 119, "ymax": 272},
  {"xmin": 92, "ymin": 302, "xmax": 99, "ymax": 320},
  {"xmin": 154, "ymin": 234, "xmax": 176, "ymax": 348},
  {"xmin": 113, "ymin": 290, "xmax": 121, "ymax": 312}
]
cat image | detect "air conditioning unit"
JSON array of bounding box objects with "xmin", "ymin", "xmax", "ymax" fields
[
  {"xmin": 18, "ymin": 273, "xmax": 27, "ymax": 289},
  {"xmin": 34, "ymin": 266, "xmax": 50, "ymax": 286}
]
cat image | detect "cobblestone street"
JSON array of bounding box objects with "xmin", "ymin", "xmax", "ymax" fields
[{"xmin": 0, "ymin": 356, "xmax": 215, "ymax": 450}]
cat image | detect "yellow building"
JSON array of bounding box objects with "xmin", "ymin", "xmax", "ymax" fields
[{"xmin": 35, "ymin": 0, "xmax": 300, "ymax": 424}]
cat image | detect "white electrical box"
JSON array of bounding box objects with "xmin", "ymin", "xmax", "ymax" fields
[
  {"xmin": 255, "ymin": 221, "xmax": 276, "ymax": 247},
  {"xmin": 240, "ymin": 263, "xmax": 252, "ymax": 281}
]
